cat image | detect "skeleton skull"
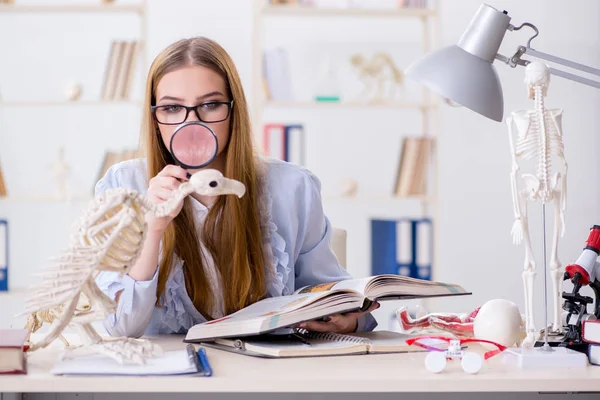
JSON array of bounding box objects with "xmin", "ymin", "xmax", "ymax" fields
[{"xmin": 524, "ymin": 61, "xmax": 551, "ymax": 99}]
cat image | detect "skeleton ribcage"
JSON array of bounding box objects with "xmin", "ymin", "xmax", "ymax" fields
[
  {"xmin": 24, "ymin": 190, "xmax": 147, "ymax": 314},
  {"xmin": 515, "ymin": 111, "xmax": 564, "ymax": 163}
]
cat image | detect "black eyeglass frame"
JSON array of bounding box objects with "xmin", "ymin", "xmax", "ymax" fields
[{"xmin": 151, "ymin": 100, "xmax": 234, "ymax": 125}]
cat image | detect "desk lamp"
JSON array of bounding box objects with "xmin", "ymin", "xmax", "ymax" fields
[
  {"xmin": 405, "ymin": 3, "xmax": 599, "ymax": 122},
  {"xmin": 404, "ymin": 3, "xmax": 599, "ymax": 368}
]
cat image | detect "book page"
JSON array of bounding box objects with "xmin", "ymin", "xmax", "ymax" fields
[
  {"xmin": 293, "ymin": 277, "xmax": 371, "ymax": 296},
  {"xmin": 214, "ymin": 335, "xmax": 367, "ymax": 358},
  {"xmin": 364, "ymin": 274, "xmax": 469, "ymax": 299},
  {"xmin": 205, "ymin": 291, "xmax": 347, "ymax": 325}
]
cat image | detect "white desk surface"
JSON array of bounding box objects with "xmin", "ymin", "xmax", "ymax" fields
[{"xmin": 1, "ymin": 334, "xmax": 599, "ymax": 393}]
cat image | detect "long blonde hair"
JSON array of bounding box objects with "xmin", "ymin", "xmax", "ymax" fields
[{"xmin": 140, "ymin": 37, "xmax": 267, "ymax": 319}]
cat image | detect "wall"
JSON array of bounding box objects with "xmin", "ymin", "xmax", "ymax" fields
[{"xmin": 1, "ymin": 0, "xmax": 599, "ymax": 332}]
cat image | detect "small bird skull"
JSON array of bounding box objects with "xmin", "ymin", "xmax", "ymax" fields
[{"xmin": 188, "ymin": 169, "xmax": 246, "ymax": 198}]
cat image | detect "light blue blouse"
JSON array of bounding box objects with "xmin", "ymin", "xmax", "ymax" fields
[{"xmin": 94, "ymin": 157, "xmax": 378, "ymax": 337}]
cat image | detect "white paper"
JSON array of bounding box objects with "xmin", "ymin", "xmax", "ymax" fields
[{"xmin": 51, "ymin": 349, "xmax": 197, "ymax": 376}]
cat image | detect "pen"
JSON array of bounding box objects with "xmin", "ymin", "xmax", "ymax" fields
[
  {"xmin": 290, "ymin": 332, "xmax": 312, "ymax": 346},
  {"xmin": 197, "ymin": 347, "xmax": 213, "ymax": 377}
]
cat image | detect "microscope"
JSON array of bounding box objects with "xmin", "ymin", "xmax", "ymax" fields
[{"xmin": 561, "ymin": 225, "xmax": 600, "ymax": 351}]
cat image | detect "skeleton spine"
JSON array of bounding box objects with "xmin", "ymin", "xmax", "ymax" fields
[{"xmin": 535, "ymin": 86, "xmax": 551, "ymax": 200}]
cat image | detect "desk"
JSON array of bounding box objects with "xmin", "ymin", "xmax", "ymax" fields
[{"xmin": 1, "ymin": 334, "xmax": 599, "ymax": 397}]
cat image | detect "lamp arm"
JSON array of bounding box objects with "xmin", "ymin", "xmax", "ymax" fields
[{"xmin": 495, "ymin": 46, "xmax": 600, "ymax": 90}]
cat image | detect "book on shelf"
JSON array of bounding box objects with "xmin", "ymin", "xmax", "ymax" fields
[
  {"xmin": 398, "ymin": 0, "xmax": 428, "ymax": 8},
  {"xmin": 393, "ymin": 137, "xmax": 433, "ymax": 197},
  {"xmin": 371, "ymin": 218, "xmax": 432, "ymax": 280},
  {"xmin": 184, "ymin": 274, "xmax": 469, "ymax": 343},
  {"xmin": 263, "ymin": 47, "xmax": 293, "ymax": 101},
  {"xmin": 262, "ymin": 123, "xmax": 305, "ymax": 165},
  {"xmin": 0, "ymin": 220, "xmax": 7, "ymax": 292},
  {"xmin": 101, "ymin": 40, "xmax": 140, "ymax": 101},
  {"xmin": 202, "ymin": 329, "xmax": 441, "ymax": 359},
  {"xmin": 0, "ymin": 329, "xmax": 29, "ymax": 374},
  {"xmin": 0, "ymin": 163, "xmax": 6, "ymax": 196}
]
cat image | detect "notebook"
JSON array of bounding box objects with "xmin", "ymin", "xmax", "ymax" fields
[
  {"xmin": 50, "ymin": 345, "xmax": 211, "ymax": 376},
  {"xmin": 202, "ymin": 330, "xmax": 443, "ymax": 358},
  {"xmin": 0, "ymin": 329, "xmax": 29, "ymax": 374}
]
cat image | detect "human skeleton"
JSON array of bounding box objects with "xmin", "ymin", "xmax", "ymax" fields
[
  {"xmin": 23, "ymin": 169, "xmax": 246, "ymax": 364},
  {"xmin": 506, "ymin": 61, "xmax": 567, "ymax": 347}
]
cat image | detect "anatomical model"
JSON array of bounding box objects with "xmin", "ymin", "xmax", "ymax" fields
[
  {"xmin": 23, "ymin": 169, "xmax": 245, "ymax": 364},
  {"xmin": 506, "ymin": 61, "xmax": 567, "ymax": 347},
  {"xmin": 350, "ymin": 53, "xmax": 404, "ymax": 103}
]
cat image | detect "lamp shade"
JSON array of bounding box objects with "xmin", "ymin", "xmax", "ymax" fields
[
  {"xmin": 405, "ymin": 45, "xmax": 504, "ymax": 122},
  {"xmin": 405, "ymin": 4, "xmax": 512, "ymax": 122}
]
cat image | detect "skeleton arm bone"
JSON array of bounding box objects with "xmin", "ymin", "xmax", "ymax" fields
[
  {"xmin": 559, "ymin": 161, "xmax": 568, "ymax": 237},
  {"xmin": 507, "ymin": 116, "xmax": 525, "ymax": 244}
]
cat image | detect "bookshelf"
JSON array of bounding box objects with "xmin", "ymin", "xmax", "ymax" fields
[
  {"xmin": 0, "ymin": 4, "xmax": 144, "ymax": 13},
  {"xmin": 260, "ymin": 4, "xmax": 437, "ymax": 18},
  {"xmin": 0, "ymin": 100, "xmax": 143, "ymax": 106},
  {"xmin": 0, "ymin": 0, "xmax": 147, "ymax": 198},
  {"xmin": 265, "ymin": 100, "xmax": 437, "ymax": 110},
  {"xmin": 0, "ymin": 1, "xmax": 148, "ymax": 292},
  {"xmin": 252, "ymin": 0, "xmax": 441, "ymax": 303}
]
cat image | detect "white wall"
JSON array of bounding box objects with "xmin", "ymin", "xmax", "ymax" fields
[{"xmin": 1, "ymin": 0, "xmax": 599, "ymax": 332}]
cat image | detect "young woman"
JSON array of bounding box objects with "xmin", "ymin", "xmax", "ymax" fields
[{"xmin": 95, "ymin": 37, "xmax": 378, "ymax": 338}]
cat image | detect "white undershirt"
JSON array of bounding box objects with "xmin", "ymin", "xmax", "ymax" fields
[{"xmin": 190, "ymin": 197, "xmax": 226, "ymax": 319}]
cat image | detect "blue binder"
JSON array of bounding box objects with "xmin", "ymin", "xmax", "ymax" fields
[
  {"xmin": 371, "ymin": 218, "xmax": 433, "ymax": 280},
  {"xmin": 0, "ymin": 220, "xmax": 8, "ymax": 291}
]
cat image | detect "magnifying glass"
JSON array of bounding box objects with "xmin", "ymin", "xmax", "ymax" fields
[{"xmin": 169, "ymin": 121, "xmax": 218, "ymax": 170}]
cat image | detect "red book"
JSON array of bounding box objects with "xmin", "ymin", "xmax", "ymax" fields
[
  {"xmin": 582, "ymin": 319, "xmax": 600, "ymax": 345},
  {"xmin": 0, "ymin": 329, "xmax": 29, "ymax": 374}
]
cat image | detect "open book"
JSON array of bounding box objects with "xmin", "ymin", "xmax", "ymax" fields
[
  {"xmin": 184, "ymin": 274, "xmax": 469, "ymax": 343},
  {"xmin": 202, "ymin": 330, "xmax": 441, "ymax": 358}
]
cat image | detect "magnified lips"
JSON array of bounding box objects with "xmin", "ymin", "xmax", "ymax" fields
[{"xmin": 172, "ymin": 124, "xmax": 217, "ymax": 167}]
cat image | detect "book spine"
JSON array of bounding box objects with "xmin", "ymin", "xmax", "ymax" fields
[
  {"xmin": 0, "ymin": 220, "xmax": 7, "ymax": 291},
  {"xmin": 284, "ymin": 124, "xmax": 305, "ymax": 165},
  {"xmin": 371, "ymin": 218, "xmax": 433, "ymax": 280}
]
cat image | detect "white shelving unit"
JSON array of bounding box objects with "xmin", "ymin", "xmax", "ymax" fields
[
  {"xmin": 0, "ymin": 1, "xmax": 148, "ymax": 293},
  {"xmin": 252, "ymin": 0, "xmax": 440, "ymax": 204},
  {"xmin": 252, "ymin": 2, "xmax": 441, "ymax": 323},
  {"xmin": 0, "ymin": 3, "xmax": 144, "ymax": 13}
]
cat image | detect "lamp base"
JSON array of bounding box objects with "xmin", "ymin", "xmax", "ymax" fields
[{"xmin": 503, "ymin": 345, "xmax": 588, "ymax": 368}]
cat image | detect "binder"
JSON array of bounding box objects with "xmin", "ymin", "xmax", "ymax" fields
[
  {"xmin": 0, "ymin": 220, "xmax": 8, "ymax": 291},
  {"xmin": 371, "ymin": 218, "xmax": 433, "ymax": 280}
]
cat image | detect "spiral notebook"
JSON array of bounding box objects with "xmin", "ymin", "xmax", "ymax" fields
[{"xmin": 202, "ymin": 330, "xmax": 436, "ymax": 358}]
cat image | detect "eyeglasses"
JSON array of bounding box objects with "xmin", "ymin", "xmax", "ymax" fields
[{"xmin": 151, "ymin": 100, "xmax": 234, "ymax": 125}]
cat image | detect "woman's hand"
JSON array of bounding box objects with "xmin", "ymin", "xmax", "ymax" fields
[
  {"xmin": 146, "ymin": 165, "xmax": 189, "ymax": 233},
  {"xmin": 297, "ymin": 302, "xmax": 380, "ymax": 334}
]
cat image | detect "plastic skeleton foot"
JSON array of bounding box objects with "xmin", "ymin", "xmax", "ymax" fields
[
  {"xmin": 506, "ymin": 61, "xmax": 568, "ymax": 347},
  {"xmin": 396, "ymin": 306, "xmax": 480, "ymax": 337},
  {"xmin": 22, "ymin": 169, "xmax": 246, "ymax": 364}
]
